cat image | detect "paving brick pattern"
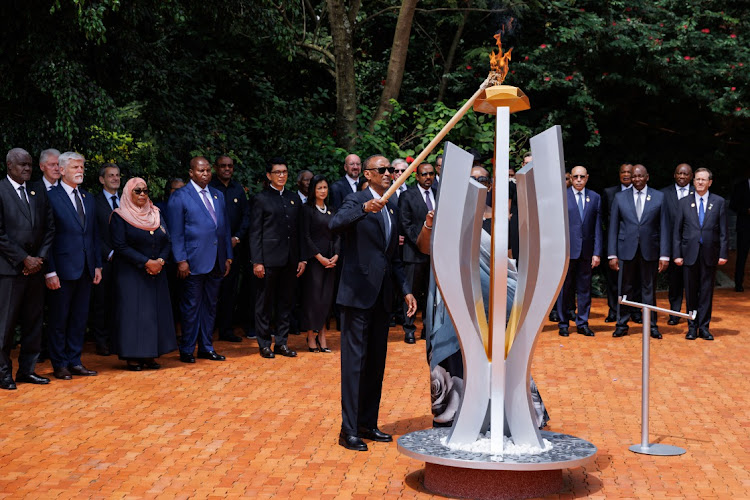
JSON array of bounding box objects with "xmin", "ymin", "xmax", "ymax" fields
[{"xmin": 0, "ymin": 290, "xmax": 748, "ymax": 499}]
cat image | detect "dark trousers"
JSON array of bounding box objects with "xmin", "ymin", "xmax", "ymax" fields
[
  {"xmin": 605, "ymin": 265, "xmax": 619, "ymax": 316},
  {"xmin": 666, "ymin": 261, "xmax": 685, "ymax": 319},
  {"xmin": 0, "ymin": 273, "xmax": 45, "ymax": 378},
  {"xmin": 179, "ymin": 266, "xmax": 222, "ymax": 354},
  {"xmin": 735, "ymin": 229, "xmax": 750, "ymax": 287},
  {"xmin": 557, "ymin": 257, "xmax": 592, "ymax": 327},
  {"xmin": 684, "ymin": 250, "xmax": 717, "ymax": 331},
  {"xmin": 617, "ymin": 249, "xmax": 658, "ymax": 329},
  {"xmin": 48, "ymin": 272, "xmax": 92, "ymax": 369},
  {"xmin": 402, "ymin": 260, "xmax": 429, "ymax": 336},
  {"xmin": 255, "ymin": 264, "xmax": 296, "ymax": 349},
  {"xmin": 215, "ymin": 254, "xmax": 241, "ymax": 337},
  {"xmin": 90, "ymin": 261, "xmax": 113, "ymax": 350},
  {"xmin": 340, "ymin": 293, "xmax": 389, "ymax": 435}
]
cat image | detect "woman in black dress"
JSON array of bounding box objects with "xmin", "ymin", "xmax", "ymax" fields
[
  {"xmin": 300, "ymin": 175, "xmax": 340, "ymax": 352},
  {"xmin": 111, "ymin": 178, "xmax": 177, "ymax": 371}
]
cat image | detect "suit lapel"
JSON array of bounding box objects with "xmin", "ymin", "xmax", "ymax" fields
[
  {"xmin": 187, "ymin": 184, "xmax": 215, "ymax": 224},
  {"xmin": 55, "ymin": 185, "xmax": 85, "ymax": 229},
  {"xmin": 1, "ymin": 179, "xmax": 32, "ymax": 223},
  {"xmin": 27, "ymin": 185, "xmax": 37, "ymax": 225}
]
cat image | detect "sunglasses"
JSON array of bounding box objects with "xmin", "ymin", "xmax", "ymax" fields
[
  {"xmin": 133, "ymin": 188, "xmax": 149, "ymax": 195},
  {"xmin": 418, "ymin": 171, "xmax": 436, "ymax": 177},
  {"xmin": 572, "ymin": 175, "xmax": 586, "ymax": 179},
  {"xmin": 471, "ymin": 176, "xmax": 490, "ymax": 186},
  {"xmin": 365, "ymin": 166, "xmax": 395, "ymax": 174}
]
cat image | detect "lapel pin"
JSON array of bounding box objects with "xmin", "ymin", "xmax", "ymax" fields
[
  {"xmin": 291, "ymin": 200, "xmax": 295, "ymax": 205},
  {"xmin": 586, "ymin": 197, "xmax": 590, "ymax": 203},
  {"xmin": 389, "ymin": 208, "xmax": 394, "ymax": 214},
  {"xmin": 708, "ymin": 204, "xmax": 713, "ymax": 210},
  {"xmin": 234, "ymin": 198, "xmax": 238, "ymax": 203},
  {"xmin": 30, "ymin": 191, "xmax": 35, "ymax": 196},
  {"xmin": 82, "ymin": 193, "xmax": 86, "ymax": 198},
  {"xmin": 149, "ymin": 230, "xmax": 154, "ymax": 235},
  {"xmin": 691, "ymin": 203, "xmax": 695, "ymax": 207},
  {"xmin": 213, "ymin": 195, "xmax": 217, "ymax": 199},
  {"xmin": 646, "ymin": 195, "xmax": 651, "ymax": 201}
]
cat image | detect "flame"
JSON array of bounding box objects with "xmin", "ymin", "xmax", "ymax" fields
[{"xmin": 489, "ymin": 32, "xmax": 513, "ymax": 83}]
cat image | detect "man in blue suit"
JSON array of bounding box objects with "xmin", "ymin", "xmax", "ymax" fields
[
  {"xmin": 167, "ymin": 157, "xmax": 233, "ymax": 363},
  {"xmin": 557, "ymin": 166, "xmax": 603, "ymax": 337},
  {"xmin": 608, "ymin": 164, "xmax": 670, "ymax": 339},
  {"xmin": 45, "ymin": 152, "xmax": 102, "ymax": 380}
]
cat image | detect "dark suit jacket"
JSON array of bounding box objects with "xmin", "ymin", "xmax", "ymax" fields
[
  {"xmin": 660, "ymin": 184, "xmax": 694, "ymax": 230},
  {"xmin": 47, "ymin": 184, "xmax": 102, "ymax": 280},
  {"xmin": 249, "ymin": 188, "xmax": 302, "ymax": 267},
  {"xmin": 330, "ymin": 176, "xmax": 358, "ymax": 210},
  {"xmin": 167, "ymin": 184, "xmax": 233, "ymax": 275},
  {"xmin": 0, "ymin": 179, "xmax": 55, "ymax": 275},
  {"xmin": 729, "ymin": 178, "xmax": 750, "ymax": 232},
  {"xmin": 209, "ymin": 178, "xmax": 251, "ymax": 241},
  {"xmin": 398, "ymin": 185, "xmax": 437, "ymax": 263},
  {"xmin": 673, "ymin": 193, "xmax": 728, "ymax": 266},
  {"xmin": 567, "ymin": 187, "xmax": 603, "ymax": 260},
  {"xmin": 94, "ymin": 191, "xmax": 117, "ymax": 262},
  {"xmin": 330, "ymin": 190, "xmax": 409, "ymax": 311},
  {"xmin": 608, "ymin": 186, "xmax": 669, "ymax": 261},
  {"xmin": 601, "ymin": 184, "xmax": 631, "ymax": 232}
]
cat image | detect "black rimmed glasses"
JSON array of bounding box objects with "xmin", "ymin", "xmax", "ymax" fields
[
  {"xmin": 365, "ymin": 166, "xmax": 395, "ymax": 175},
  {"xmin": 270, "ymin": 170, "xmax": 288, "ymax": 176}
]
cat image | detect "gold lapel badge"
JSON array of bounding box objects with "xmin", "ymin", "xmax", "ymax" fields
[
  {"xmin": 586, "ymin": 197, "xmax": 590, "ymax": 203},
  {"xmin": 30, "ymin": 191, "xmax": 35, "ymax": 196},
  {"xmin": 646, "ymin": 195, "xmax": 651, "ymax": 201},
  {"xmin": 389, "ymin": 208, "xmax": 394, "ymax": 214},
  {"xmin": 691, "ymin": 203, "xmax": 696, "ymax": 207},
  {"xmin": 149, "ymin": 230, "xmax": 154, "ymax": 235},
  {"xmin": 234, "ymin": 198, "xmax": 238, "ymax": 203},
  {"xmin": 291, "ymin": 200, "xmax": 295, "ymax": 205}
]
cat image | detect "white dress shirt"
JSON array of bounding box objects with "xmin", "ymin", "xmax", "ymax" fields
[
  {"xmin": 675, "ymin": 183, "xmax": 689, "ymax": 200},
  {"xmin": 694, "ymin": 191, "xmax": 710, "ymax": 215},
  {"xmin": 43, "ymin": 177, "xmax": 58, "ymax": 191},
  {"xmin": 572, "ymin": 187, "xmax": 586, "ymax": 211},
  {"xmin": 421, "ymin": 187, "xmax": 435, "ymax": 209},
  {"xmin": 347, "ymin": 175, "xmax": 358, "ymax": 193},
  {"xmin": 190, "ymin": 179, "xmax": 215, "ymax": 210},
  {"xmin": 7, "ymin": 176, "xmax": 29, "ymax": 203}
]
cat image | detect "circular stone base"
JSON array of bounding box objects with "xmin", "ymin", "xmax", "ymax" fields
[{"xmin": 424, "ymin": 463, "xmax": 562, "ymax": 500}]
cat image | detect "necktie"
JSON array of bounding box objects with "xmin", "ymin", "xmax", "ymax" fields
[
  {"xmin": 111, "ymin": 196, "xmax": 118, "ymax": 210},
  {"xmin": 200, "ymin": 190, "xmax": 217, "ymax": 224},
  {"xmin": 635, "ymin": 191, "xmax": 643, "ymax": 221},
  {"xmin": 381, "ymin": 205, "xmax": 391, "ymax": 244},
  {"xmin": 18, "ymin": 186, "xmax": 30, "ymax": 216},
  {"xmin": 577, "ymin": 191, "xmax": 584, "ymax": 220},
  {"xmin": 424, "ymin": 190, "xmax": 434, "ymax": 211},
  {"xmin": 679, "ymin": 187, "xmax": 686, "ymax": 199},
  {"xmin": 699, "ymin": 197, "xmax": 705, "ymax": 227},
  {"xmin": 73, "ymin": 189, "xmax": 85, "ymax": 226}
]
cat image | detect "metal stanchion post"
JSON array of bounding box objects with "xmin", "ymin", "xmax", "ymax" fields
[{"xmin": 619, "ymin": 295, "xmax": 696, "ymax": 456}]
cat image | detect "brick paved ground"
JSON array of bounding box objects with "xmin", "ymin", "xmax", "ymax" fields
[{"xmin": 0, "ymin": 289, "xmax": 748, "ymax": 499}]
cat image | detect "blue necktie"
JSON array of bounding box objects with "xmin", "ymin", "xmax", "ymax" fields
[
  {"xmin": 577, "ymin": 191, "xmax": 584, "ymax": 220},
  {"xmin": 699, "ymin": 197, "xmax": 705, "ymax": 244}
]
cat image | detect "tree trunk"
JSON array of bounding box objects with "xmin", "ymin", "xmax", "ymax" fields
[
  {"xmin": 326, "ymin": 0, "xmax": 359, "ymax": 150},
  {"xmin": 437, "ymin": 4, "xmax": 470, "ymax": 103},
  {"xmin": 369, "ymin": 0, "xmax": 419, "ymax": 130}
]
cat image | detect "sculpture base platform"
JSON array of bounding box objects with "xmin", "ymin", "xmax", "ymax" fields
[{"xmin": 398, "ymin": 428, "xmax": 596, "ymax": 500}]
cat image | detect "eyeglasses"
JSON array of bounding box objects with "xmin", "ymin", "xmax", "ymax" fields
[
  {"xmin": 394, "ymin": 169, "xmax": 406, "ymax": 174},
  {"xmin": 365, "ymin": 166, "xmax": 395, "ymax": 174},
  {"xmin": 270, "ymin": 170, "xmax": 288, "ymax": 176},
  {"xmin": 133, "ymin": 188, "xmax": 149, "ymax": 195},
  {"xmin": 418, "ymin": 171, "xmax": 436, "ymax": 177},
  {"xmin": 471, "ymin": 176, "xmax": 490, "ymax": 186},
  {"xmin": 572, "ymin": 175, "xmax": 587, "ymax": 179}
]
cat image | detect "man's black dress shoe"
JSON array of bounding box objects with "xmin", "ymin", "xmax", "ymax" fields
[
  {"xmin": 197, "ymin": 350, "xmax": 226, "ymax": 361},
  {"xmin": 70, "ymin": 365, "xmax": 97, "ymax": 376},
  {"xmin": 558, "ymin": 327, "xmax": 569, "ymax": 337},
  {"xmin": 577, "ymin": 325, "xmax": 595, "ymax": 337},
  {"xmin": 604, "ymin": 313, "xmax": 617, "ymax": 323},
  {"xmin": 685, "ymin": 329, "xmax": 698, "ymax": 340},
  {"xmin": 548, "ymin": 310, "xmax": 560, "ymax": 322},
  {"xmin": 260, "ymin": 347, "xmax": 275, "ymax": 359},
  {"xmin": 404, "ymin": 332, "xmax": 416, "ymax": 344},
  {"xmin": 53, "ymin": 367, "xmax": 72, "ymax": 380},
  {"xmin": 736, "ymin": 284, "xmax": 744, "ymax": 292},
  {"xmin": 142, "ymin": 360, "xmax": 161, "ymax": 370},
  {"xmin": 358, "ymin": 427, "xmax": 393, "ymax": 442},
  {"xmin": 612, "ymin": 327, "xmax": 629, "ymax": 338},
  {"xmin": 179, "ymin": 352, "xmax": 196, "ymax": 363},
  {"xmin": 650, "ymin": 329, "xmax": 662, "ymax": 339},
  {"xmin": 0, "ymin": 376, "xmax": 17, "ymax": 390},
  {"xmin": 700, "ymin": 329, "xmax": 714, "ymax": 340},
  {"xmin": 667, "ymin": 317, "xmax": 679, "ymax": 325},
  {"xmin": 273, "ymin": 345, "xmax": 297, "ymax": 357},
  {"xmin": 96, "ymin": 345, "xmax": 111, "ymax": 356},
  {"xmin": 339, "ymin": 431, "xmax": 368, "ymax": 451},
  {"xmin": 219, "ymin": 333, "xmax": 242, "ymax": 343},
  {"xmin": 127, "ymin": 362, "xmax": 142, "ymax": 371},
  {"xmin": 16, "ymin": 373, "xmax": 50, "ymax": 384}
]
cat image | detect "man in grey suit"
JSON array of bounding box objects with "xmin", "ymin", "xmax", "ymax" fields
[
  {"xmin": 0, "ymin": 148, "xmax": 55, "ymax": 389},
  {"xmin": 608, "ymin": 164, "xmax": 670, "ymax": 339}
]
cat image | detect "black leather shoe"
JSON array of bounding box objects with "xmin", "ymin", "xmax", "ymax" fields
[
  {"xmin": 633, "ymin": 314, "xmax": 643, "ymax": 324},
  {"xmin": 142, "ymin": 359, "xmax": 161, "ymax": 370},
  {"xmin": 613, "ymin": 327, "xmax": 629, "ymax": 338},
  {"xmin": 179, "ymin": 352, "xmax": 196, "ymax": 363},
  {"xmin": 339, "ymin": 431, "xmax": 368, "ymax": 451},
  {"xmin": 197, "ymin": 350, "xmax": 226, "ymax": 361},
  {"xmin": 685, "ymin": 329, "xmax": 697, "ymax": 340},
  {"xmin": 358, "ymin": 427, "xmax": 393, "ymax": 442},
  {"xmin": 245, "ymin": 330, "xmax": 256, "ymax": 339},
  {"xmin": 273, "ymin": 344, "xmax": 297, "ymax": 357},
  {"xmin": 69, "ymin": 365, "xmax": 97, "ymax": 376},
  {"xmin": 736, "ymin": 284, "xmax": 744, "ymax": 292},
  {"xmin": 260, "ymin": 347, "xmax": 275, "ymax": 359},
  {"xmin": 700, "ymin": 329, "xmax": 714, "ymax": 340},
  {"xmin": 16, "ymin": 372, "xmax": 50, "ymax": 385},
  {"xmin": 548, "ymin": 310, "xmax": 560, "ymax": 322},
  {"xmin": 404, "ymin": 332, "xmax": 416, "ymax": 344},
  {"xmin": 96, "ymin": 345, "xmax": 111, "ymax": 356},
  {"xmin": 577, "ymin": 325, "xmax": 595, "ymax": 337},
  {"xmin": 604, "ymin": 313, "xmax": 617, "ymax": 323},
  {"xmin": 667, "ymin": 317, "xmax": 679, "ymax": 325},
  {"xmin": 53, "ymin": 367, "xmax": 72, "ymax": 380},
  {"xmin": 558, "ymin": 327, "xmax": 569, "ymax": 337},
  {"xmin": 219, "ymin": 333, "xmax": 242, "ymax": 343},
  {"xmin": 127, "ymin": 361, "xmax": 142, "ymax": 371},
  {"xmin": 650, "ymin": 329, "xmax": 662, "ymax": 339},
  {"xmin": 0, "ymin": 376, "xmax": 17, "ymax": 390},
  {"xmin": 567, "ymin": 309, "xmax": 576, "ymax": 320}
]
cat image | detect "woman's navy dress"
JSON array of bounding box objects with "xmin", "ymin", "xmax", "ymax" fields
[{"xmin": 110, "ymin": 212, "xmax": 177, "ymax": 359}]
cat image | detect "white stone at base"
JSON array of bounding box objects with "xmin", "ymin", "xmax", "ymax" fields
[{"xmin": 440, "ymin": 432, "xmax": 553, "ymax": 456}]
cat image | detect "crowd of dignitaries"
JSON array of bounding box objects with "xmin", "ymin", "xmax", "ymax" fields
[{"xmin": 552, "ymin": 161, "xmax": 731, "ymax": 342}]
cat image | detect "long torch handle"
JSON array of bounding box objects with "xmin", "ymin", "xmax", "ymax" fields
[{"xmin": 381, "ymin": 77, "xmax": 491, "ymax": 202}]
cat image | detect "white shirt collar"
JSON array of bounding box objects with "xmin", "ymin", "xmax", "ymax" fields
[
  {"xmin": 695, "ymin": 191, "xmax": 709, "ymax": 203},
  {"xmin": 60, "ymin": 180, "xmax": 80, "ymax": 196},
  {"xmin": 633, "ymin": 185, "xmax": 648, "ymax": 197},
  {"xmin": 298, "ymin": 191, "xmax": 307, "ymax": 202},
  {"xmin": 573, "ymin": 187, "xmax": 585, "ymax": 196},
  {"xmin": 620, "ymin": 184, "xmax": 631, "ymax": 191},
  {"xmin": 368, "ymin": 186, "xmax": 382, "ymax": 200},
  {"xmin": 7, "ymin": 176, "xmax": 26, "ymax": 191},
  {"xmin": 190, "ymin": 179, "xmax": 210, "ymax": 194},
  {"xmin": 43, "ymin": 177, "xmax": 58, "ymax": 190},
  {"xmin": 347, "ymin": 176, "xmax": 358, "ymax": 190}
]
